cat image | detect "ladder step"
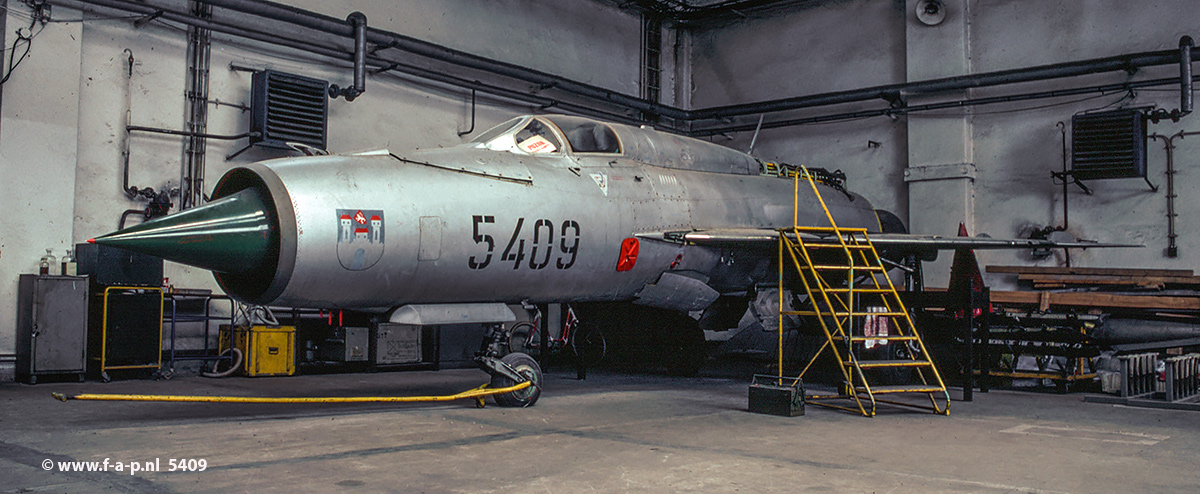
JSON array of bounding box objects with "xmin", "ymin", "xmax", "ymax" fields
[
  {"xmin": 783, "ymin": 311, "xmax": 907, "ymax": 317},
  {"xmin": 855, "ymin": 385, "xmax": 945, "ymax": 394},
  {"xmin": 801, "ymin": 244, "xmax": 874, "ymax": 250},
  {"xmin": 848, "ymin": 359, "xmax": 933, "ymax": 369},
  {"xmin": 850, "ymin": 335, "xmax": 918, "ymax": 342},
  {"xmin": 794, "ymin": 227, "xmax": 869, "ymax": 234},
  {"xmin": 792, "ymin": 227, "xmax": 842, "ymax": 232},
  {"xmin": 806, "ymin": 265, "xmax": 885, "ymax": 271},
  {"xmin": 823, "ymin": 288, "xmax": 893, "ymax": 293}
]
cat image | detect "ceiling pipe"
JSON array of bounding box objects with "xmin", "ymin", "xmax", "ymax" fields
[
  {"xmin": 690, "ymin": 47, "xmax": 1200, "ymax": 121},
  {"xmin": 192, "ymin": 0, "xmax": 1200, "ymax": 127},
  {"xmin": 52, "ymin": 0, "xmax": 1200, "ymax": 136},
  {"xmin": 624, "ymin": 0, "xmax": 810, "ymax": 24},
  {"xmin": 692, "ymin": 74, "xmax": 1200, "ymax": 136},
  {"xmin": 51, "ymin": 0, "xmax": 652, "ymax": 128},
  {"xmin": 54, "ymin": 0, "xmax": 348, "ymax": 59},
  {"xmin": 193, "ymin": 0, "xmax": 1200, "ymax": 126},
  {"xmin": 193, "ymin": 0, "xmax": 689, "ymax": 120}
]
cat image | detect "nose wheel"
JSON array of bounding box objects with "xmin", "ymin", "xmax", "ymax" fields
[{"xmin": 478, "ymin": 352, "xmax": 543, "ymax": 407}]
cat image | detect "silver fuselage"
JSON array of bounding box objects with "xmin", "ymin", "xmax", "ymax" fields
[{"xmin": 212, "ymin": 117, "xmax": 880, "ymax": 311}]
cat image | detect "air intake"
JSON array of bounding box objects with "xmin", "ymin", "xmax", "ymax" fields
[
  {"xmin": 1070, "ymin": 109, "xmax": 1147, "ymax": 180},
  {"xmin": 250, "ymin": 70, "xmax": 328, "ymax": 150}
]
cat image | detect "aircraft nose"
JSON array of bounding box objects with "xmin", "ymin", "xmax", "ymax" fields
[{"xmin": 90, "ymin": 187, "xmax": 277, "ymax": 274}]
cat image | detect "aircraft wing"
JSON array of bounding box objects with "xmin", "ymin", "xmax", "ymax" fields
[{"xmin": 639, "ymin": 228, "xmax": 1142, "ymax": 251}]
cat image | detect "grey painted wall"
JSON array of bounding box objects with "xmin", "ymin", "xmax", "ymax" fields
[
  {"xmin": 687, "ymin": 0, "xmax": 911, "ymax": 233},
  {"xmin": 688, "ymin": 0, "xmax": 1200, "ymax": 288},
  {"xmin": 1, "ymin": 7, "xmax": 84, "ymax": 367}
]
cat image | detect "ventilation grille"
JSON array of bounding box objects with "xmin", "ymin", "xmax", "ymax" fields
[
  {"xmin": 250, "ymin": 70, "xmax": 328, "ymax": 150},
  {"xmin": 1071, "ymin": 109, "xmax": 1147, "ymax": 180}
]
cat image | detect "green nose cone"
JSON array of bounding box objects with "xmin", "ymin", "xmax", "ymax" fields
[{"xmin": 91, "ymin": 188, "xmax": 276, "ymax": 274}]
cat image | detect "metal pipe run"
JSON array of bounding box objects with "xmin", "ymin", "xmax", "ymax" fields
[
  {"xmin": 693, "ymin": 74, "xmax": 1200, "ymax": 136},
  {"xmin": 195, "ymin": 0, "xmax": 1200, "ymax": 123},
  {"xmin": 1149, "ymin": 129, "xmax": 1200, "ymax": 258},
  {"xmin": 627, "ymin": 0, "xmax": 806, "ymax": 24},
  {"xmin": 51, "ymin": 0, "xmax": 1200, "ymax": 134},
  {"xmin": 351, "ymin": 12, "xmax": 366, "ymax": 98},
  {"xmin": 193, "ymin": 0, "xmax": 689, "ymax": 119},
  {"xmin": 180, "ymin": 1, "xmax": 211, "ymax": 210},
  {"xmin": 52, "ymin": 0, "xmax": 649, "ymax": 129},
  {"xmin": 128, "ymin": 125, "xmax": 256, "ymax": 140},
  {"xmin": 55, "ymin": 0, "xmax": 349, "ymax": 60},
  {"xmin": 690, "ymin": 45, "xmax": 1200, "ymax": 121},
  {"xmin": 1180, "ymin": 36, "xmax": 1193, "ymax": 116},
  {"xmin": 328, "ymin": 11, "xmax": 366, "ymax": 101}
]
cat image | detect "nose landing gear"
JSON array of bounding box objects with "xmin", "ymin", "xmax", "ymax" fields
[{"xmin": 476, "ymin": 323, "xmax": 543, "ymax": 407}]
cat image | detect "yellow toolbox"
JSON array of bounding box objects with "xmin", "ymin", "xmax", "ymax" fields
[{"xmin": 229, "ymin": 325, "xmax": 295, "ymax": 377}]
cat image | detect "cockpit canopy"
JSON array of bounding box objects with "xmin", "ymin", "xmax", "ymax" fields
[
  {"xmin": 473, "ymin": 115, "xmax": 622, "ymax": 156},
  {"xmin": 470, "ymin": 114, "xmax": 760, "ymax": 175}
]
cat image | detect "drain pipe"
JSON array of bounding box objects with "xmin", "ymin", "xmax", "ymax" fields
[
  {"xmin": 329, "ymin": 11, "xmax": 366, "ymax": 101},
  {"xmin": 1147, "ymin": 36, "xmax": 1193, "ymax": 123},
  {"xmin": 1150, "ymin": 130, "xmax": 1200, "ymax": 258},
  {"xmin": 1180, "ymin": 36, "xmax": 1193, "ymax": 117}
]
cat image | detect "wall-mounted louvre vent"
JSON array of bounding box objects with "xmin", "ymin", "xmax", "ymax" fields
[
  {"xmin": 1071, "ymin": 109, "xmax": 1147, "ymax": 180},
  {"xmin": 250, "ymin": 70, "xmax": 328, "ymax": 150}
]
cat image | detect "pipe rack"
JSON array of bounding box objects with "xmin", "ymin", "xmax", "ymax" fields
[{"xmin": 48, "ymin": 0, "xmax": 1200, "ymax": 136}]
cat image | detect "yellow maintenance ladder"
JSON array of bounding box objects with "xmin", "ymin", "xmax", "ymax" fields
[{"xmin": 777, "ymin": 168, "xmax": 949, "ymax": 417}]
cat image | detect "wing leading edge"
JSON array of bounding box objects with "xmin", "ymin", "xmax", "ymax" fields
[{"xmin": 638, "ymin": 228, "xmax": 1142, "ymax": 251}]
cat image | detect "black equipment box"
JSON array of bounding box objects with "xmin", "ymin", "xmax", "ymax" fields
[
  {"xmin": 320, "ymin": 326, "xmax": 369, "ymax": 362},
  {"xmin": 748, "ymin": 374, "xmax": 805, "ymax": 417},
  {"xmin": 76, "ymin": 242, "xmax": 163, "ymax": 286},
  {"xmin": 87, "ymin": 287, "xmax": 163, "ymax": 380}
]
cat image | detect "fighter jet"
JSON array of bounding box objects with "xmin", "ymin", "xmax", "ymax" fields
[{"xmin": 91, "ymin": 114, "xmax": 1134, "ymax": 405}]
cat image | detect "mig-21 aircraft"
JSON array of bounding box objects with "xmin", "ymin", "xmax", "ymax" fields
[{"xmin": 92, "ymin": 114, "xmax": 1133, "ymax": 406}]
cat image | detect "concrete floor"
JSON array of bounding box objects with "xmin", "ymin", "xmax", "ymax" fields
[{"xmin": 1, "ymin": 363, "xmax": 1197, "ymax": 493}]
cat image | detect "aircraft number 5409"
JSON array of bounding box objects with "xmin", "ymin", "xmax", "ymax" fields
[{"xmin": 468, "ymin": 215, "xmax": 580, "ymax": 270}]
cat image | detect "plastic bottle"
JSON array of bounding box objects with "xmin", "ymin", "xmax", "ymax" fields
[
  {"xmin": 62, "ymin": 249, "xmax": 76, "ymax": 276},
  {"xmin": 39, "ymin": 249, "xmax": 56, "ymax": 276}
]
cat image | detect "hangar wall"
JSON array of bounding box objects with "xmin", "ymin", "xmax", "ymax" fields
[
  {"xmin": 687, "ymin": 0, "xmax": 1200, "ymax": 288},
  {"xmin": 0, "ymin": 0, "xmax": 640, "ymax": 367},
  {"xmin": 687, "ymin": 0, "xmax": 909, "ymax": 223}
]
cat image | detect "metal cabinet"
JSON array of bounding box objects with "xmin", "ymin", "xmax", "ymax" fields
[{"xmin": 16, "ymin": 275, "xmax": 88, "ymax": 383}]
